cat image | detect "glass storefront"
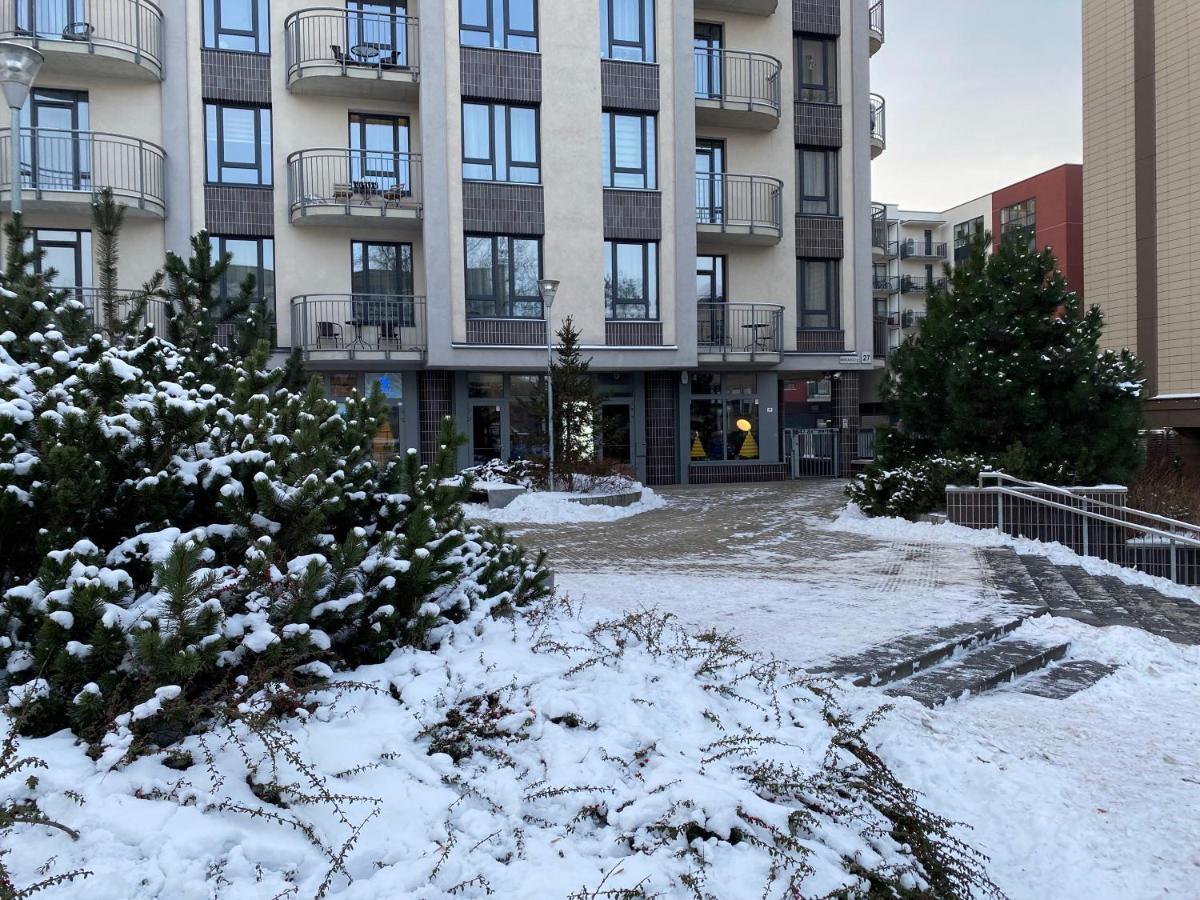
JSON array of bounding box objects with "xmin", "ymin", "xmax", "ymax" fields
[{"xmin": 689, "ymin": 374, "xmax": 761, "ymax": 461}]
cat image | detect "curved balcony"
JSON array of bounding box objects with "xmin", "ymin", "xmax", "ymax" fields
[
  {"xmin": 697, "ymin": 302, "xmax": 783, "ymax": 365},
  {"xmin": 0, "ymin": 128, "xmax": 166, "ymax": 217},
  {"xmin": 287, "ymin": 148, "xmax": 422, "ymax": 230},
  {"xmin": 694, "ymin": 0, "xmax": 778, "ymax": 15},
  {"xmin": 695, "ymin": 173, "xmax": 783, "ymax": 247},
  {"xmin": 869, "ymin": 94, "xmax": 886, "ymax": 159},
  {"xmin": 284, "ymin": 7, "xmax": 419, "ymax": 100},
  {"xmin": 291, "ymin": 294, "xmax": 427, "ymax": 364},
  {"xmin": 694, "ymin": 48, "xmax": 782, "ymax": 130},
  {"xmin": 869, "ymin": 0, "xmax": 885, "ymax": 56},
  {"xmin": 0, "ymin": 0, "xmax": 162, "ymax": 81}
]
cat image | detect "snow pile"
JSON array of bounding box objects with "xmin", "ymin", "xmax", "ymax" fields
[
  {"xmin": 467, "ymin": 487, "xmax": 666, "ymax": 525},
  {"xmin": 0, "ymin": 598, "xmax": 996, "ymax": 899}
]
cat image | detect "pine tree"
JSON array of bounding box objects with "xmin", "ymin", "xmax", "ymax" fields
[{"xmin": 881, "ymin": 231, "xmax": 1144, "ymax": 484}]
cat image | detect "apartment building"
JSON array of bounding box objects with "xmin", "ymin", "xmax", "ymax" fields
[
  {"xmin": 1083, "ymin": 0, "xmax": 1200, "ymax": 460},
  {"xmin": 0, "ymin": 0, "xmax": 884, "ymax": 484}
]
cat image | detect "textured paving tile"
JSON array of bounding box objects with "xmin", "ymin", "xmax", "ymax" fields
[{"xmin": 1013, "ymin": 660, "xmax": 1120, "ymax": 700}]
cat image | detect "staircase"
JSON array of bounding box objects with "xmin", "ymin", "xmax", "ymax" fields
[{"xmin": 816, "ymin": 548, "xmax": 1199, "ymax": 706}]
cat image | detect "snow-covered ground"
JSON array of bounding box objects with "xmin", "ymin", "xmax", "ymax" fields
[{"xmin": 465, "ymin": 487, "xmax": 665, "ymax": 525}]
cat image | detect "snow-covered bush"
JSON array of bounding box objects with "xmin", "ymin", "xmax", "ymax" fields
[
  {"xmin": 0, "ymin": 218, "xmax": 549, "ymax": 752},
  {"xmin": 848, "ymin": 455, "xmax": 990, "ymax": 520}
]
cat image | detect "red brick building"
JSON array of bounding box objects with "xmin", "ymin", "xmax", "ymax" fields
[{"xmin": 991, "ymin": 163, "xmax": 1085, "ymax": 298}]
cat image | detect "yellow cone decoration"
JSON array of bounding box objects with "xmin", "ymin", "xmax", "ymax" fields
[
  {"xmin": 691, "ymin": 432, "xmax": 706, "ymax": 460},
  {"xmin": 738, "ymin": 430, "xmax": 759, "ymax": 459}
]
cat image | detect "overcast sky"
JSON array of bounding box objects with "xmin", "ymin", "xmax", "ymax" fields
[{"xmin": 870, "ymin": 0, "xmax": 1083, "ymax": 212}]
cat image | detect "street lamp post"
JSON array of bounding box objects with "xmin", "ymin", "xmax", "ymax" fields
[
  {"xmin": 0, "ymin": 42, "xmax": 43, "ymax": 217},
  {"xmin": 538, "ymin": 278, "xmax": 560, "ymax": 490}
]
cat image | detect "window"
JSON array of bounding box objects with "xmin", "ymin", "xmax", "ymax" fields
[
  {"xmin": 351, "ymin": 240, "xmax": 415, "ymax": 326},
  {"xmin": 600, "ymin": 0, "xmax": 654, "ymax": 62},
  {"xmin": 797, "ymin": 259, "xmax": 839, "ymax": 329},
  {"xmin": 466, "ymin": 373, "xmax": 547, "ymax": 464},
  {"xmin": 17, "ymin": 0, "xmax": 83, "ymax": 40},
  {"xmin": 347, "ymin": 2, "xmax": 411, "ymax": 67},
  {"xmin": 690, "ymin": 374, "xmax": 760, "ymax": 462},
  {"xmin": 203, "ymin": 0, "xmax": 270, "ymax": 53},
  {"xmin": 465, "ymin": 235, "xmax": 543, "ymax": 318},
  {"xmin": 349, "ymin": 113, "xmax": 412, "ymax": 193},
  {"xmin": 953, "ymin": 216, "xmax": 985, "ymax": 263},
  {"xmin": 796, "ymin": 35, "xmax": 836, "ymax": 103},
  {"xmin": 693, "ymin": 23, "xmax": 723, "ymax": 97},
  {"xmin": 1000, "ymin": 199, "xmax": 1036, "ymax": 248},
  {"xmin": 22, "ymin": 89, "xmax": 89, "ymax": 192},
  {"xmin": 365, "ymin": 372, "xmax": 405, "ymax": 462},
  {"xmin": 205, "ymin": 104, "xmax": 272, "ymax": 186},
  {"xmin": 604, "ymin": 241, "xmax": 658, "ymax": 320},
  {"xmin": 695, "ymin": 140, "xmax": 723, "ymax": 223},
  {"xmin": 461, "ymin": 0, "xmax": 537, "ymax": 51},
  {"xmin": 797, "ymin": 148, "xmax": 838, "ymax": 215},
  {"xmin": 30, "ymin": 229, "xmax": 92, "ymax": 288},
  {"xmin": 602, "ymin": 112, "xmax": 657, "ymax": 190},
  {"xmin": 462, "ymin": 102, "xmax": 540, "ymax": 183},
  {"xmin": 696, "ymin": 255, "xmax": 726, "ymax": 304},
  {"xmin": 210, "ymin": 235, "xmax": 275, "ymax": 303}
]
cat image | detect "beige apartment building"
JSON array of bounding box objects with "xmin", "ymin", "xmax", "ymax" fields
[
  {"xmin": 0, "ymin": 0, "xmax": 885, "ymax": 483},
  {"xmin": 1084, "ymin": 0, "xmax": 1200, "ymax": 458}
]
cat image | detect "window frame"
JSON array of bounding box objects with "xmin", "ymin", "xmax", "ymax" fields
[
  {"xmin": 1000, "ymin": 198, "xmax": 1036, "ymax": 247},
  {"xmin": 461, "ymin": 101, "xmax": 541, "ymax": 184},
  {"xmin": 688, "ymin": 374, "xmax": 761, "ymax": 463},
  {"xmin": 600, "ymin": 0, "xmax": 655, "ymax": 62},
  {"xmin": 602, "ymin": 111, "xmax": 658, "ymax": 190},
  {"xmin": 604, "ymin": 240, "xmax": 659, "ymax": 321},
  {"xmin": 795, "ymin": 34, "xmax": 837, "ymax": 104},
  {"xmin": 204, "ymin": 103, "xmax": 273, "ymax": 186},
  {"xmin": 30, "ymin": 228, "xmax": 92, "ymax": 289},
  {"xmin": 797, "ymin": 258, "xmax": 840, "ymax": 330},
  {"xmin": 796, "ymin": 147, "xmax": 838, "ymax": 216},
  {"xmin": 459, "ymin": 0, "xmax": 539, "ymax": 51},
  {"xmin": 464, "ymin": 234, "xmax": 544, "ymax": 319},
  {"xmin": 210, "ymin": 234, "xmax": 275, "ymax": 304},
  {"xmin": 202, "ymin": 0, "xmax": 271, "ymax": 54}
]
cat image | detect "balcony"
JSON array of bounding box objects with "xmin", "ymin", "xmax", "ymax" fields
[
  {"xmin": 900, "ymin": 239, "xmax": 948, "ymax": 260},
  {"xmin": 694, "ymin": 48, "xmax": 782, "ymax": 130},
  {"xmin": 0, "ymin": 0, "xmax": 163, "ymax": 81},
  {"xmin": 901, "ymin": 309, "xmax": 928, "ymax": 329},
  {"xmin": 873, "ymin": 275, "xmax": 899, "ymax": 295},
  {"xmin": 869, "ymin": 94, "xmax": 886, "ymax": 159},
  {"xmin": 869, "ymin": 0, "xmax": 885, "ymax": 56},
  {"xmin": 287, "ymin": 148, "xmax": 422, "ymax": 230},
  {"xmin": 465, "ymin": 317, "xmax": 546, "ymax": 346},
  {"xmin": 0, "ymin": 128, "xmax": 165, "ymax": 217},
  {"xmin": 694, "ymin": 0, "xmax": 777, "ymax": 15},
  {"xmin": 697, "ymin": 302, "xmax": 783, "ymax": 365},
  {"xmin": 695, "ymin": 173, "xmax": 783, "ymax": 247},
  {"xmin": 900, "ymin": 276, "xmax": 947, "ymax": 294},
  {"xmin": 291, "ymin": 294, "xmax": 427, "ymax": 363},
  {"xmin": 873, "ymin": 315, "xmax": 889, "ymax": 359},
  {"xmin": 284, "ymin": 7, "xmax": 418, "ymax": 99}
]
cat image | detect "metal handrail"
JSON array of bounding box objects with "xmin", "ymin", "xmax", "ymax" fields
[
  {"xmin": 290, "ymin": 293, "xmax": 428, "ymax": 357},
  {"xmin": 869, "ymin": 0, "xmax": 884, "ymax": 38},
  {"xmin": 287, "ymin": 147, "xmax": 423, "ymax": 218},
  {"xmin": 0, "ymin": 127, "xmax": 165, "ymax": 211},
  {"xmin": 697, "ymin": 302, "xmax": 784, "ymax": 357},
  {"xmin": 901, "ymin": 238, "xmax": 949, "ymax": 258},
  {"xmin": 694, "ymin": 172, "xmax": 783, "ymax": 234},
  {"xmin": 0, "ymin": 0, "xmax": 164, "ymax": 76},
  {"xmin": 869, "ymin": 93, "xmax": 886, "ymax": 144},
  {"xmin": 979, "ymin": 471, "xmax": 1200, "ymax": 540},
  {"xmin": 693, "ymin": 47, "xmax": 782, "ymax": 115},
  {"xmin": 284, "ymin": 7, "xmax": 419, "ymax": 81}
]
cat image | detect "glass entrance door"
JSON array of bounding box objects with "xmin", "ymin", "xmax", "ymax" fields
[
  {"xmin": 696, "ymin": 254, "xmax": 726, "ymax": 348},
  {"xmin": 599, "ymin": 402, "xmax": 633, "ymax": 467},
  {"xmin": 348, "ymin": 113, "xmax": 411, "ymax": 195},
  {"xmin": 23, "ymin": 89, "xmax": 89, "ymax": 192},
  {"xmin": 346, "ymin": 1, "xmax": 409, "ymax": 67},
  {"xmin": 693, "ymin": 23, "xmax": 723, "ymax": 98},
  {"xmin": 695, "ymin": 140, "xmax": 724, "ymax": 225}
]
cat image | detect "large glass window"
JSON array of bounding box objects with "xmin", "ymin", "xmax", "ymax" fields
[
  {"xmin": 465, "ymin": 235, "xmax": 543, "ymax": 318},
  {"xmin": 689, "ymin": 374, "xmax": 760, "ymax": 462},
  {"xmin": 1000, "ymin": 199, "xmax": 1036, "ymax": 249},
  {"xmin": 210, "ymin": 235, "xmax": 274, "ymax": 303},
  {"xmin": 346, "ymin": 2, "xmax": 411, "ymax": 67},
  {"xmin": 349, "ymin": 113, "xmax": 412, "ymax": 193},
  {"xmin": 602, "ymin": 112, "xmax": 657, "ymax": 190},
  {"xmin": 460, "ymin": 0, "xmax": 537, "ymax": 51},
  {"xmin": 600, "ymin": 0, "xmax": 655, "ymax": 61},
  {"xmin": 30, "ymin": 229, "xmax": 92, "ymax": 288},
  {"xmin": 796, "ymin": 35, "xmax": 836, "ymax": 103},
  {"xmin": 953, "ymin": 216, "xmax": 985, "ymax": 263},
  {"xmin": 797, "ymin": 148, "xmax": 838, "ymax": 216},
  {"xmin": 203, "ymin": 0, "xmax": 270, "ymax": 53},
  {"xmin": 604, "ymin": 241, "xmax": 658, "ymax": 320},
  {"xmin": 462, "ymin": 102, "xmax": 540, "ymax": 183},
  {"xmin": 352, "ymin": 240, "xmax": 415, "ymax": 327},
  {"xmin": 21, "ymin": 89, "xmax": 89, "ymax": 192},
  {"xmin": 205, "ymin": 104, "xmax": 272, "ymax": 186},
  {"xmin": 798, "ymin": 259, "xmax": 839, "ymax": 330},
  {"xmin": 365, "ymin": 372, "xmax": 405, "ymax": 462}
]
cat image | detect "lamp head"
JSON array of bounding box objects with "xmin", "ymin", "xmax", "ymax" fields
[
  {"xmin": 0, "ymin": 42, "xmax": 43, "ymax": 111},
  {"xmin": 537, "ymin": 278, "xmax": 560, "ymax": 309}
]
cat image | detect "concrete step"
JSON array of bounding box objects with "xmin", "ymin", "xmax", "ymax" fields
[
  {"xmin": 1012, "ymin": 659, "xmax": 1119, "ymax": 700},
  {"xmin": 812, "ymin": 612, "xmax": 1046, "ymax": 688},
  {"xmin": 980, "ymin": 548, "xmax": 1052, "ymax": 607},
  {"xmin": 883, "ymin": 635, "xmax": 1070, "ymax": 707},
  {"xmin": 1016, "ymin": 555, "xmax": 1103, "ymax": 625}
]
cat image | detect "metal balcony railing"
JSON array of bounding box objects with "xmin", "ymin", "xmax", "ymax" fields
[
  {"xmin": 872, "ymin": 315, "xmax": 889, "ymax": 358},
  {"xmin": 693, "ymin": 47, "xmax": 782, "ymax": 115},
  {"xmin": 695, "ymin": 173, "xmax": 783, "ymax": 235},
  {"xmin": 55, "ymin": 286, "xmax": 169, "ymax": 335},
  {"xmin": 900, "ymin": 276, "xmax": 947, "ymax": 294},
  {"xmin": 285, "ymin": 7, "xmax": 418, "ymax": 81},
  {"xmin": 0, "ymin": 128, "xmax": 165, "ymax": 212},
  {"xmin": 900, "ymin": 310, "xmax": 928, "ymax": 329},
  {"xmin": 873, "ymin": 275, "xmax": 899, "ymax": 293},
  {"xmin": 0, "ymin": 0, "xmax": 163, "ymax": 76},
  {"xmin": 697, "ymin": 302, "xmax": 783, "ymax": 357},
  {"xmin": 869, "ymin": 94, "xmax": 886, "ymax": 147},
  {"xmin": 287, "ymin": 148, "xmax": 422, "ymax": 218},
  {"xmin": 901, "ymin": 239, "xmax": 949, "ymax": 259},
  {"xmin": 869, "ymin": 0, "xmax": 885, "ymax": 41},
  {"xmin": 291, "ymin": 294, "xmax": 428, "ymax": 356}
]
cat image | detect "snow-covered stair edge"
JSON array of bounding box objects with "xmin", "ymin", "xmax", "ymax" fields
[{"xmin": 823, "ymin": 503, "xmax": 1200, "ymax": 604}]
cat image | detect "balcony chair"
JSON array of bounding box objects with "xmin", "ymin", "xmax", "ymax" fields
[
  {"xmin": 62, "ymin": 22, "xmax": 94, "ymax": 41},
  {"xmin": 315, "ymin": 321, "xmax": 343, "ymax": 348}
]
